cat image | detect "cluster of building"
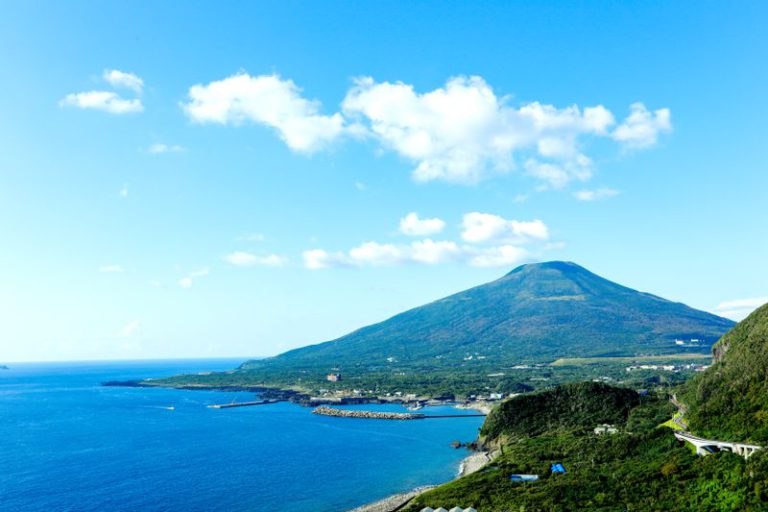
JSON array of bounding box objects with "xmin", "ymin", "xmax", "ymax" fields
[
  {"xmin": 594, "ymin": 424, "xmax": 619, "ymax": 435},
  {"xmin": 625, "ymin": 363, "xmax": 710, "ymax": 373}
]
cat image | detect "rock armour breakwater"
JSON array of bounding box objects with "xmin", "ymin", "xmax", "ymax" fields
[{"xmin": 312, "ymin": 406, "xmax": 425, "ymax": 420}]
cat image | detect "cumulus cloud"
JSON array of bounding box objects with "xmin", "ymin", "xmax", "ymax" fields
[
  {"xmin": 466, "ymin": 245, "xmax": 530, "ymax": 268},
  {"xmin": 410, "ymin": 239, "xmax": 461, "ymax": 264},
  {"xmin": 148, "ymin": 143, "xmax": 185, "ymax": 154},
  {"xmin": 303, "ymin": 239, "xmax": 535, "ymax": 269},
  {"xmin": 573, "ymin": 188, "xmax": 620, "ymax": 201},
  {"xmin": 303, "ymin": 213, "xmax": 552, "ymax": 269},
  {"xmin": 461, "ymin": 213, "xmax": 549, "ymax": 244},
  {"xmin": 713, "ymin": 297, "xmax": 768, "ymax": 321},
  {"xmin": 60, "ymin": 91, "xmax": 143, "ymax": 114},
  {"xmin": 182, "ymin": 73, "xmax": 344, "ymax": 153},
  {"xmin": 342, "ymin": 76, "xmax": 622, "ymax": 185},
  {"xmin": 612, "ymin": 103, "xmax": 672, "ymax": 149},
  {"xmin": 399, "ymin": 212, "xmax": 446, "ymax": 236},
  {"xmin": 224, "ymin": 251, "xmax": 286, "ymax": 267},
  {"xmin": 99, "ymin": 264, "xmax": 124, "ymax": 273},
  {"xmin": 103, "ymin": 69, "xmax": 144, "ymax": 94},
  {"xmin": 181, "ymin": 72, "xmax": 671, "ymax": 187}
]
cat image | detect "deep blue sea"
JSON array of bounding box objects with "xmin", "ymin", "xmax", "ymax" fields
[{"xmin": 0, "ymin": 360, "xmax": 484, "ymax": 512}]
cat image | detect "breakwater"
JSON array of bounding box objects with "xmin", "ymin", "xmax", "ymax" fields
[{"xmin": 312, "ymin": 406, "xmax": 426, "ymax": 420}]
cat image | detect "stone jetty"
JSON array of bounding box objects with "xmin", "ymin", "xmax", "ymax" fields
[{"xmin": 312, "ymin": 406, "xmax": 425, "ymax": 420}]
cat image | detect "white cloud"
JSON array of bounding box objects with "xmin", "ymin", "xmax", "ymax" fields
[
  {"xmin": 224, "ymin": 251, "xmax": 286, "ymax": 267},
  {"xmin": 182, "ymin": 73, "xmax": 344, "ymax": 153},
  {"xmin": 148, "ymin": 143, "xmax": 185, "ymax": 154},
  {"xmin": 303, "ymin": 249, "xmax": 346, "ymax": 270},
  {"xmin": 399, "ymin": 212, "xmax": 446, "ymax": 236},
  {"xmin": 461, "ymin": 213, "xmax": 549, "ymax": 244},
  {"xmin": 713, "ymin": 297, "xmax": 768, "ymax": 321},
  {"xmin": 178, "ymin": 277, "xmax": 194, "ymax": 288},
  {"xmin": 573, "ymin": 188, "xmax": 620, "ymax": 201},
  {"xmin": 98, "ymin": 264, "xmax": 124, "ymax": 273},
  {"xmin": 349, "ymin": 242, "xmax": 404, "ymax": 266},
  {"xmin": 524, "ymin": 155, "xmax": 593, "ymax": 189},
  {"xmin": 342, "ymin": 76, "xmax": 625, "ymax": 184},
  {"xmin": 60, "ymin": 91, "xmax": 143, "ymax": 114},
  {"xmin": 103, "ymin": 69, "xmax": 144, "ymax": 94},
  {"xmin": 182, "ymin": 73, "xmax": 671, "ymax": 187},
  {"xmin": 119, "ymin": 185, "xmax": 129, "ymax": 198},
  {"xmin": 118, "ymin": 320, "xmax": 140, "ymax": 338},
  {"xmin": 467, "ymin": 245, "xmax": 530, "ymax": 268},
  {"xmin": 303, "ymin": 239, "xmax": 536, "ymax": 269},
  {"xmin": 410, "ymin": 239, "xmax": 461, "ymax": 264},
  {"xmin": 612, "ymin": 103, "xmax": 672, "ymax": 149},
  {"xmin": 354, "ymin": 181, "xmax": 367, "ymax": 191}
]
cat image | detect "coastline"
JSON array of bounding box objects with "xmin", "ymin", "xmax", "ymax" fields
[{"xmin": 349, "ymin": 450, "xmax": 491, "ymax": 512}]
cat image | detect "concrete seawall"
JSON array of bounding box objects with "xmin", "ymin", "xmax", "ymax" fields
[{"xmin": 312, "ymin": 406, "xmax": 425, "ymax": 420}]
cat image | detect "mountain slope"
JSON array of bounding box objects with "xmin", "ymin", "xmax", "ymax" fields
[
  {"xmin": 685, "ymin": 302, "xmax": 768, "ymax": 442},
  {"xmin": 249, "ymin": 261, "xmax": 733, "ymax": 368}
]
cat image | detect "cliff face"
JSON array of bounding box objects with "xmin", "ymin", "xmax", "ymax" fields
[{"xmin": 685, "ymin": 302, "xmax": 768, "ymax": 442}]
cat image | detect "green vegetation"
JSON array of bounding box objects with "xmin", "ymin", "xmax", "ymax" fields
[
  {"xmin": 405, "ymin": 386, "xmax": 768, "ymax": 512},
  {"xmin": 481, "ymin": 382, "xmax": 639, "ymax": 440},
  {"xmin": 683, "ymin": 303, "xmax": 768, "ymax": 443}
]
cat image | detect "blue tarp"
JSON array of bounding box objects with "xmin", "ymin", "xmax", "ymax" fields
[{"xmin": 551, "ymin": 463, "xmax": 566, "ymax": 474}]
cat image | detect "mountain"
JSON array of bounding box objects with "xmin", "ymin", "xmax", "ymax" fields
[
  {"xmin": 684, "ymin": 302, "xmax": 768, "ymax": 442},
  {"xmin": 248, "ymin": 261, "xmax": 734, "ymax": 369}
]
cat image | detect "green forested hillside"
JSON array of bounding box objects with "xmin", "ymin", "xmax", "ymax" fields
[
  {"xmin": 406, "ymin": 384, "xmax": 768, "ymax": 512},
  {"xmin": 480, "ymin": 382, "xmax": 639, "ymax": 440},
  {"xmin": 684, "ymin": 303, "xmax": 768, "ymax": 443}
]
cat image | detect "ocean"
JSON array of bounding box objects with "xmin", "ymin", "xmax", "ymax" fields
[{"xmin": 0, "ymin": 360, "xmax": 484, "ymax": 511}]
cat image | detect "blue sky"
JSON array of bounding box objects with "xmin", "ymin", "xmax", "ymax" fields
[{"xmin": 1, "ymin": 2, "xmax": 767, "ymax": 362}]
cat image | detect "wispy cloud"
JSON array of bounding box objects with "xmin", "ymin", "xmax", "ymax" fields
[
  {"xmin": 179, "ymin": 268, "xmax": 210, "ymax": 288},
  {"xmin": 60, "ymin": 91, "xmax": 143, "ymax": 114},
  {"xmin": 573, "ymin": 188, "xmax": 620, "ymax": 201},
  {"xmin": 713, "ymin": 297, "xmax": 768, "ymax": 321},
  {"xmin": 118, "ymin": 320, "xmax": 140, "ymax": 338},
  {"xmin": 236, "ymin": 233, "xmax": 266, "ymax": 242},
  {"xmin": 98, "ymin": 264, "xmax": 125, "ymax": 273},
  {"xmin": 118, "ymin": 185, "xmax": 129, "ymax": 198},
  {"xmin": 148, "ymin": 143, "xmax": 186, "ymax": 154},
  {"xmin": 60, "ymin": 69, "xmax": 144, "ymax": 115},
  {"xmin": 224, "ymin": 251, "xmax": 286, "ymax": 267}
]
